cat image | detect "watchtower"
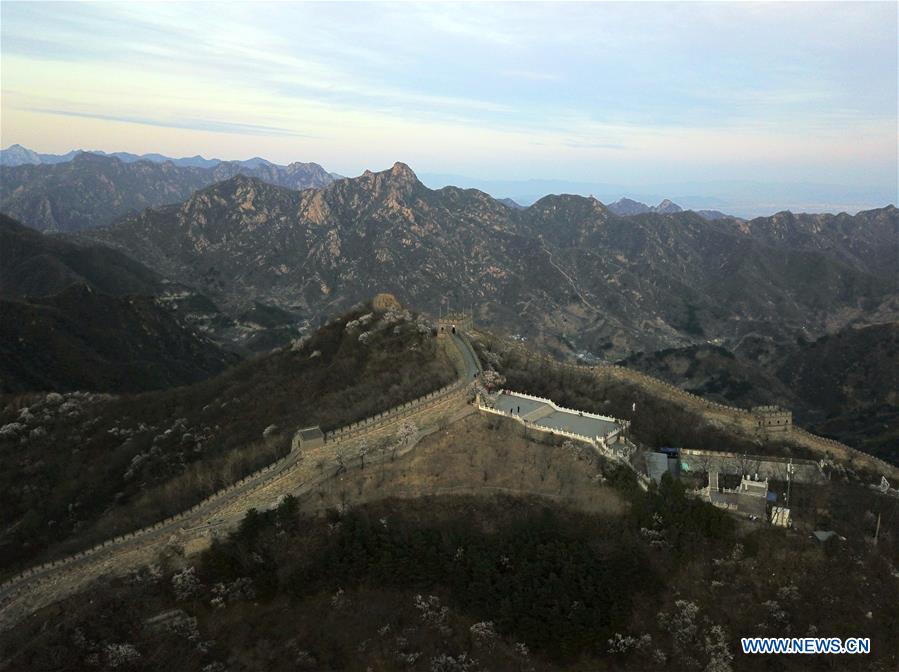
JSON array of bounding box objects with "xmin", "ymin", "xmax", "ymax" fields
[
  {"xmin": 436, "ymin": 310, "xmax": 473, "ymax": 338},
  {"xmin": 752, "ymin": 405, "xmax": 792, "ymax": 435}
]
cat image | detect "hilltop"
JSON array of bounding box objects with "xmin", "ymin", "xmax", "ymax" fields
[
  {"xmin": 0, "ymin": 214, "xmax": 162, "ymax": 297},
  {"xmin": 0, "ymin": 285, "xmax": 238, "ymax": 394}
]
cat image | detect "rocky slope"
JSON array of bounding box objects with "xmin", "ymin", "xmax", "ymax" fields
[
  {"xmin": 0, "ymin": 153, "xmax": 335, "ymax": 232},
  {"xmin": 78, "ymin": 163, "xmax": 897, "ymax": 358},
  {"xmin": 723, "ymin": 206, "xmax": 898, "ymax": 278}
]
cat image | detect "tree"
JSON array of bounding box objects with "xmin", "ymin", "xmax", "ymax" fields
[
  {"xmin": 276, "ymin": 494, "xmax": 299, "ymax": 530},
  {"xmin": 237, "ymin": 507, "xmax": 264, "ymax": 542},
  {"xmin": 392, "ymin": 420, "xmax": 418, "ymax": 459}
]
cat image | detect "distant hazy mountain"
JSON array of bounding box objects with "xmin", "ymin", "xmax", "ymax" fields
[
  {"xmin": 498, "ymin": 197, "xmax": 524, "ymax": 210},
  {"xmin": 0, "ymin": 143, "xmax": 344, "ymax": 175},
  {"xmin": 607, "ymin": 197, "xmax": 734, "ymax": 221},
  {"xmin": 0, "ymin": 152, "xmax": 335, "ymax": 232},
  {"xmin": 217, "ymin": 159, "xmax": 334, "ymax": 191},
  {"xmin": 607, "ymin": 197, "xmax": 683, "ymax": 216},
  {"xmin": 420, "ymin": 172, "xmax": 895, "ymax": 218},
  {"xmin": 96, "ymin": 151, "xmax": 222, "ymax": 169},
  {"xmin": 605, "ymin": 197, "xmax": 651, "ymax": 215},
  {"xmin": 0, "ymin": 144, "xmax": 44, "ymax": 166},
  {"xmin": 0, "ymin": 143, "xmax": 294, "ymax": 170},
  {"xmin": 653, "ymin": 198, "xmax": 682, "ymax": 214},
  {"xmin": 693, "ymin": 209, "xmax": 731, "ymax": 221},
  {"xmin": 79, "ymin": 163, "xmax": 897, "ymax": 358}
]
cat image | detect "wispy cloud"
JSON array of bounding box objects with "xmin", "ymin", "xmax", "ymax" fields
[
  {"xmin": 1, "ymin": 1, "xmax": 895, "ymax": 188},
  {"xmin": 20, "ymin": 107, "xmax": 312, "ymax": 137}
]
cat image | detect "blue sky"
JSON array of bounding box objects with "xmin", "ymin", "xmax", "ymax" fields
[{"xmin": 1, "ymin": 1, "xmax": 896, "ymax": 202}]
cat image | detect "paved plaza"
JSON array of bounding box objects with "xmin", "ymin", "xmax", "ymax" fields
[{"xmin": 494, "ymin": 391, "xmax": 621, "ymax": 441}]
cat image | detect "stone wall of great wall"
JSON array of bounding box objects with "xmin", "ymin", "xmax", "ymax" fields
[
  {"xmin": 0, "ymin": 335, "xmax": 476, "ymax": 632},
  {"xmin": 480, "ymin": 332, "xmax": 899, "ymax": 481}
]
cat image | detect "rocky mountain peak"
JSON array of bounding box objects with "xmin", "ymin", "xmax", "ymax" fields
[
  {"xmin": 608, "ymin": 197, "xmax": 686, "ymax": 216},
  {"xmin": 389, "ymin": 161, "xmax": 417, "ymax": 181},
  {"xmin": 607, "ymin": 197, "xmax": 651, "ymax": 216},
  {"xmin": 0, "ymin": 143, "xmax": 41, "ymax": 166},
  {"xmin": 346, "ymin": 162, "xmax": 424, "ymax": 204},
  {"xmin": 195, "ymin": 173, "xmax": 264, "ymax": 201},
  {"xmin": 654, "ymin": 199, "xmax": 683, "ymax": 214}
]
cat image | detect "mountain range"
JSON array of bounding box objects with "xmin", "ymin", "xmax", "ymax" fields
[
  {"xmin": 1, "ymin": 152, "xmax": 336, "ymax": 232},
  {"xmin": 2, "ymin": 150, "xmax": 895, "ymax": 397},
  {"xmin": 70, "ymin": 163, "xmax": 896, "ymax": 360},
  {"xmin": 0, "ymin": 143, "xmax": 344, "ymax": 174},
  {"xmin": 420, "ymin": 172, "xmax": 897, "ymax": 218}
]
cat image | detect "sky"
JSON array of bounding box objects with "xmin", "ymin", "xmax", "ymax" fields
[{"xmin": 1, "ymin": 1, "xmax": 897, "ymax": 208}]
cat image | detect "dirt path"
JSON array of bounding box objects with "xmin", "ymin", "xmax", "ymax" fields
[{"xmin": 541, "ymin": 244, "xmax": 598, "ymax": 312}]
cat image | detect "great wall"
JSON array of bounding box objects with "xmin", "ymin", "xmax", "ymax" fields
[
  {"xmin": 479, "ymin": 331, "xmax": 899, "ymax": 481},
  {"xmin": 0, "ymin": 330, "xmax": 480, "ymax": 631},
  {"xmin": 1, "ymin": 319, "xmax": 895, "ymax": 631}
]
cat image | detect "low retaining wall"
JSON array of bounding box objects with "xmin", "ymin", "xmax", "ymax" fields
[
  {"xmin": 478, "ymin": 402, "xmax": 600, "ymax": 448},
  {"xmin": 680, "ymin": 449, "xmax": 826, "ymax": 483}
]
